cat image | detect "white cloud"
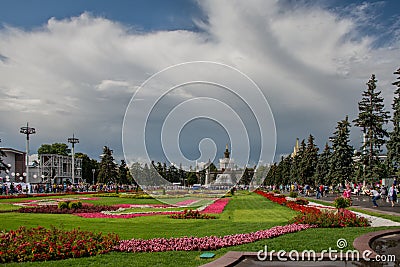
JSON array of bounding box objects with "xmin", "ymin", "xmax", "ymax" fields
[{"xmin": 0, "ymin": 1, "xmax": 398, "ymax": 163}]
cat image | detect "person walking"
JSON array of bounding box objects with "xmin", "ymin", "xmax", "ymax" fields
[
  {"xmin": 388, "ymin": 184, "xmax": 397, "ymax": 207},
  {"xmin": 368, "ymin": 188, "xmax": 381, "ymax": 207}
]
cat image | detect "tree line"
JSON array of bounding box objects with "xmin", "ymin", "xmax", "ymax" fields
[{"xmin": 266, "ymin": 68, "xmax": 400, "ymax": 187}]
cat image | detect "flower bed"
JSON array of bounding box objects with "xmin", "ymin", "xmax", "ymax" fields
[
  {"xmin": 17, "ymin": 204, "xmax": 118, "ymax": 214},
  {"xmin": 200, "ymin": 198, "xmax": 230, "ymax": 213},
  {"xmin": 0, "ymin": 226, "xmax": 119, "ymax": 263},
  {"xmin": 116, "ymin": 223, "xmax": 315, "ymax": 252},
  {"xmin": 75, "ymin": 211, "xmax": 181, "ymax": 219},
  {"xmin": 289, "ymin": 208, "xmax": 370, "ymax": 227},
  {"xmin": 255, "ymin": 190, "xmax": 370, "ymax": 228}
]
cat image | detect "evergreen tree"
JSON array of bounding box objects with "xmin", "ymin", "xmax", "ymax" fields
[
  {"xmin": 118, "ymin": 160, "xmax": 130, "ymax": 185},
  {"xmin": 314, "ymin": 143, "xmax": 331, "ymax": 185},
  {"xmin": 353, "ymin": 74, "xmax": 390, "ymax": 181},
  {"xmin": 97, "ymin": 146, "xmax": 117, "ymax": 185},
  {"xmin": 280, "ymin": 155, "xmax": 292, "ymax": 185},
  {"xmin": 386, "ymin": 68, "xmax": 400, "ymax": 175},
  {"xmin": 0, "ymin": 140, "xmax": 10, "ymax": 173},
  {"xmin": 302, "ymin": 134, "xmax": 319, "ymax": 185},
  {"xmin": 329, "ymin": 116, "xmax": 354, "ymax": 186},
  {"xmin": 290, "ymin": 139, "xmax": 305, "ymax": 184},
  {"xmin": 296, "ymin": 139, "xmax": 307, "ymax": 184}
]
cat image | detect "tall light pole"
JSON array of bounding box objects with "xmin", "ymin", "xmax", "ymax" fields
[
  {"xmin": 92, "ymin": 168, "xmax": 95, "ymax": 185},
  {"xmin": 68, "ymin": 134, "xmax": 79, "ymax": 184},
  {"xmin": 20, "ymin": 123, "xmax": 36, "ymax": 183}
]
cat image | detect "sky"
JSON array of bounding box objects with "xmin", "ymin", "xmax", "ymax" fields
[{"xmin": 0, "ymin": 0, "xmax": 400, "ymax": 169}]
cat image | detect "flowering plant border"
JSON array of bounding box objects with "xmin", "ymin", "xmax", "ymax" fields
[{"xmin": 116, "ymin": 223, "xmax": 315, "ymax": 252}]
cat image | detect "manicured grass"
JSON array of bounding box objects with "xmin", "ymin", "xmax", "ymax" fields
[{"xmin": 1, "ymin": 191, "xmax": 398, "ymax": 266}]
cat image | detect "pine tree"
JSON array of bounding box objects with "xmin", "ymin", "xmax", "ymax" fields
[
  {"xmin": 386, "ymin": 68, "xmax": 400, "ymax": 175},
  {"xmin": 297, "ymin": 139, "xmax": 308, "ymax": 184},
  {"xmin": 302, "ymin": 134, "xmax": 319, "ymax": 185},
  {"xmin": 0, "ymin": 140, "xmax": 10, "ymax": 172},
  {"xmin": 97, "ymin": 146, "xmax": 118, "ymax": 185},
  {"xmin": 330, "ymin": 116, "xmax": 354, "ymax": 186},
  {"xmin": 280, "ymin": 155, "xmax": 292, "ymax": 185},
  {"xmin": 118, "ymin": 160, "xmax": 129, "ymax": 185},
  {"xmin": 314, "ymin": 143, "xmax": 331, "ymax": 185},
  {"xmin": 353, "ymin": 74, "xmax": 390, "ymax": 182}
]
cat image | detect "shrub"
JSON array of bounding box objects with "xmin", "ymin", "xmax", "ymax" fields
[
  {"xmin": 169, "ymin": 209, "xmax": 216, "ymax": 219},
  {"xmin": 68, "ymin": 201, "xmax": 81, "ymax": 210},
  {"xmin": 333, "ymin": 197, "xmax": 351, "ymax": 209},
  {"xmin": 272, "ymin": 190, "xmax": 281, "ymax": 194},
  {"xmin": 295, "ymin": 198, "xmax": 309, "ymax": 205},
  {"xmin": 289, "ymin": 191, "xmax": 298, "ymax": 198},
  {"xmin": 58, "ymin": 201, "xmax": 69, "ymax": 209}
]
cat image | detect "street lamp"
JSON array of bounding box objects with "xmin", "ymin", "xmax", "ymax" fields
[
  {"xmin": 92, "ymin": 169, "xmax": 95, "ymax": 185},
  {"xmin": 20, "ymin": 123, "xmax": 36, "ymax": 184},
  {"xmin": 68, "ymin": 134, "xmax": 79, "ymax": 184}
]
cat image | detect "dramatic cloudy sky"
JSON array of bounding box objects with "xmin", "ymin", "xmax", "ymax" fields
[{"xmin": 0, "ymin": 0, "xmax": 399, "ymax": 167}]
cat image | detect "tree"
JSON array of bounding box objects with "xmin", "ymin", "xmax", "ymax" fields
[
  {"xmin": 118, "ymin": 160, "xmax": 130, "ymax": 185},
  {"xmin": 97, "ymin": 146, "xmax": 117, "ymax": 185},
  {"xmin": 329, "ymin": 116, "xmax": 354, "ymax": 186},
  {"xmin": 290, "ymin": 139, "xmax": 305, "ymax": 184},
  {"xmin": 280, "ymin": 155, "xmax": 292, "ymax": 185},
  {"xmin": 386, "ymin": 68, "xmax": 400, "ymax": 175},
  {"xmin": 353, "ymin": 74, "xmax": 390, "ymax": 182},
  {"xmin": 301, "ymin": 134, "xmax": 319, "ymax": 185},
  {"xmin": 314, "ymin": 142, "xmax": 331, "ymax": 185},
  {"xmin": 38, "ymin": 143, "xmax": 70, "ymax": 155},
  {"xmin": 0, "ymin": 140, "xmax": 10, "ymax": 173},
  {"xmin": 294, "ymin": 139, "xmax": 307, "ymax": 184},
  {"xmin": 75, "ymin": 153, "xmax": 99, "ymax": 183}
]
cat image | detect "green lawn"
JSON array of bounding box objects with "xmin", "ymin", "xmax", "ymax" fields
[{"xmin": 0, "ymin": 191, "xmax": 397, "ymax": 266}]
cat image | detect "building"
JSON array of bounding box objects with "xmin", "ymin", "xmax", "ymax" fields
[
  {"xmin": 0, "ymin": 148, "xmax": 26, "ymax": 183},
  {"xmin": 40, "ymin": 154, "xmax": 82, "ymax": 184}
]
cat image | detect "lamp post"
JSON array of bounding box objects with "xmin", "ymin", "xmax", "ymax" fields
[
  {"xmin": 92, "ymin": 169, "xmax": 95, "ymax": 185},
  {"xmin": 20, "ymin": 123, "xmax": 36, "ymax": 184},
  {"xmin": 68, "ymin": 134, "xmax": 79, "ymax": 184}
]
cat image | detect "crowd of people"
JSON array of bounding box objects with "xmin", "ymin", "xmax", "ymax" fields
[
  {"xmin": 0, "ymin": 182, "xmax": 140, "ymax": 195},
  {"xmin": 264, "ymin": 178, "xmax": 398, "ymax": 208}
]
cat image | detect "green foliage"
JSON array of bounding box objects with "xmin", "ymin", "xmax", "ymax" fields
[
  {"xmin": 387, "ymin": 67, "xmax": 400, "ymax": 175},
  {"xmin": 353, "ymin": 74, "xmax": 390, "ymax": 182},
  {"xmin": 57, "ymin": 201, "xmax": 68, "ymax": 209},
  {"xmin": 37, "ymin": 143, "xmax": 70, "ymax": 156},
  {"xmin": 75, "ymin": 153, "xmax": 98, "ymax": 184},
  {"xmin": 169, "ymin": 209, "xmax": 216, "ymax": 219},
  {"xmin": 329, "ymin": 116, "xmax": 354, "ymax": 186},
  {"xmin": 98, "ymin": 146, "xmax": 118, "ymax": 184},
  {"xmin": 68, "ymin": 201, "xmax": 81, "ymax": 209},
  {"xmin": 314, "ymin": 143, "xmax": 331, "ymax": 185},
  {"xmin": 301, "ymin": 135, "xmax": 319, "ymax": 185},
  {"xmin": 333, "ymin": 197, "xmax": 351, "ymax": 209},
  {"xmin": 289, "ymin": 191, "xmax": 298, "ymax": 198},
  {"xmin": 295, "ymin": 198, "xmax": 309, "ymax": 205}
]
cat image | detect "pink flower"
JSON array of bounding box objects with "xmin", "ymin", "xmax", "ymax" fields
[{"xmin": 116, "ymin": 224, "xmax": 316, "ymax": 252}]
